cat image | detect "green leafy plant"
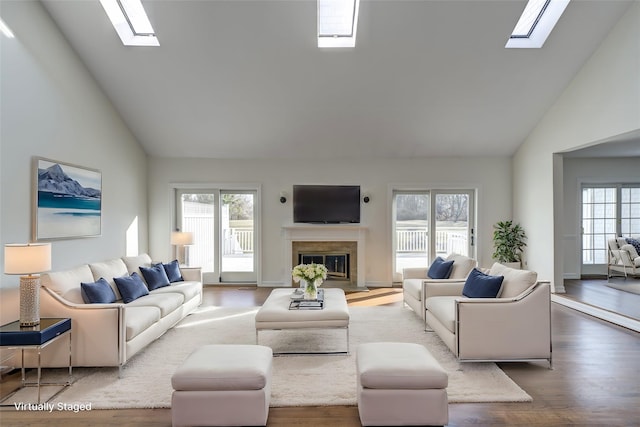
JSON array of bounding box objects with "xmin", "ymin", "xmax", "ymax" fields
[{"xmin": 492, "ymin": 220, "xmax": 527, "ymax": 264}]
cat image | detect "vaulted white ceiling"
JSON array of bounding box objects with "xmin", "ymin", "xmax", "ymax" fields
[{"xmin": 41, "ymin": 0, "xmax": 635, "ymax": 159}]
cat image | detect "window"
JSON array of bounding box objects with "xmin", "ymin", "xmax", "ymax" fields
[
  {"xmin": 621, "ymin": 187, "xmax": 640, "ymax": 236},
  {"xmin": 318, "ymin": 0, "xmax": 360, "ymax": 48},
  {"xmin": 581, "ymin": 184, "xmax": 640, "ymax": 270},
  {"xmin": 100, "ymin": 0, "xmax": 159, "ymax": 46},
  {"xmin": 582, "ymin": 186, "xmax": 616, "ymax": 265},
  {"xmin": 505, "ymin": 0, "xmax": 570, "ymax": 48}
]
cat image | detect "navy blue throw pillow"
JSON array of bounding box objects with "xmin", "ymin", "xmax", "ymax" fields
[
  {"xmin": 427, "ymin": 257, "xmax": 454, "ymax": 279},
  {"xmin": 81, "ymin": 277, "xmax": 117, "ymax": 304},
  {"xmin": 625, "ymin": 238, "xmax": 640, "ymax": 255},
  {"xmin": 114, "ymin": 272, "xmax": 149, "ymax": 303},
  {"xmin": 462, "ymin": 268, "xmax": 504, "ymax": 298},
  {"xmin": 140, "ymin": 263, "xmax": 171, "ymax": 290},
  {"xmin": 163, "ymin": 259, "xmax": 184, "ymax": 283}
]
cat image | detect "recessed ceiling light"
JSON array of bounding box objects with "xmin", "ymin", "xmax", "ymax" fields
[
  {"xmin": 100, "ymin": 0, "xmax": 159, "ymax": 46},
  {"xmin": 506, "ymin": 0, "xmax": 570, "ymax": 48},
  {"xmin": 318, "ymin": 0, "xmax": 360, "ymax": 48}
]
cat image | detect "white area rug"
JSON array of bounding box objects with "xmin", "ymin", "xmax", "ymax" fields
[{"xmin": 22, "ymin": 306, "xmax": 531, "ymax": 408}]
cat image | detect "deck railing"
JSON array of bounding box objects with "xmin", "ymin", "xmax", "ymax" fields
[{"xmin": 396, "ymin": 227, "xmax": 468, "ymax": 256}]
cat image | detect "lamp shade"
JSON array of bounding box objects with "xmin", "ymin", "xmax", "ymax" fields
[
  {"xmin": 171, "ymin": 231, "xmax": 194, "ymax": 246},
  {"xmin": 4, "ymin": 243, "xmax": 52, "ymax": 275}
]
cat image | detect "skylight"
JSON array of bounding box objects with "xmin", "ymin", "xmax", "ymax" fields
[
  {"xmin": 318, "ymin": 0, "xmax": 360, "ymax": 48},
  {"xmin": 506, "ymin": 0, "xmax": 570, "ymax": 48},
  {"xmin": 511, "ymin": 0, "xmax": 550, "ymax": 38},
  {"xmin": 100, "ymin": 0, "xmax": 159, "ymax": 46},
  {"xmin": 0, "ymin": 18, "xmax": 15, "ymax": 39}
]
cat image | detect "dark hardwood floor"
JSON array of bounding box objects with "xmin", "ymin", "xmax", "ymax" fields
[
  {"xmin": 562, "ymin": 277, "xmax": 640, "ymax": 320},
  {"xmin": 1, "ymin": 285, "xmax": 639, "ymax": 426}
]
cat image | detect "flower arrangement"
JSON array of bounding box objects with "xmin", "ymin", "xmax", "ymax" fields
[{"xmin": 292, "ymin": 263, "xmax": 328, "ymax": 290}]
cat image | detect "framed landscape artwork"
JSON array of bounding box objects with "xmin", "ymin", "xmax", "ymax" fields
[{"xmin": 33, "ymin": 157, "xmax": 102, "ymax": 241}]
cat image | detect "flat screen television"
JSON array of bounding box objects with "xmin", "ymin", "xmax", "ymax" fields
[{"xmin": 293, "ymin": 185, "xmax": 361, "ymax": 224}]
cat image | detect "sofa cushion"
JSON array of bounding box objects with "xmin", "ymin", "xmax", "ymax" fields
[
  {"xmin": 425, "ymin": 296, "xmax": 460, "ymax": 333},
  {"xmin": 172, "ymin": 345, "xmax": 273, "ymax": 391},
  {"xmin": 445, "ymin": 253, "xmax": 477, "ymax": 279},
  {"xmin": 403, "ymin": 278, "xmax": 423, "ymax": 302},
  {"xmin": 81, "ymin": 277, "xmax": 117, "ymax": 304},
  {"xmin": 140, "ymin": 263, "xmax": 171, "ymax": 290},
  {"xmin": 163, "ymin": 259, "xmax": 184, "ymax": 283},
  {"xmin": 122, "ymin": 253, "xmax": 153, "ymax": 276},
  {"xmin": 357, "ymin": 342, "xmax": 448, "ymax": 390},
  {"xmin": 114, "ymin": 272, "xmax": 150, "ymax": 303},
  {"xmin": 89, "ymin": 259, "xmax": 129, "ymax": 300},
  {"xmin": 126, "ymin": 292, "xmax": 185, "ymax": 317},
  {"xmin": 622, "ymin": 243, "xmax": 640, "ymax": 260},
  {"xmin": 625, "ymin": 238, "xmax": 640, "ymax": 255},
  {"xmin": 428, "ymin": 257, "xmax": 454, "ymax": 279},
  {"xmin": 488, "ymin": 262, "xmax": 537, "ymax": 298},
  {"xmin": 150, "ymin": 281, "xmax": 201, "ymax": 301},
  {"xmin": 462, "ymin": 268, "xmax": 504, "ymax": 298},
  {"xmin": 41, "ymin": 264, "xmax": 94, "ymax": 304},
  {"xmin": 123, "ymin": 306, "xmax": 161, "ymax": 340}
]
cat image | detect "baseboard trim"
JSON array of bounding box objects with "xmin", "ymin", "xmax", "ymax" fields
[{"xmin": 551, "ymin": 294, "xmax": 640, "ymax": 332}]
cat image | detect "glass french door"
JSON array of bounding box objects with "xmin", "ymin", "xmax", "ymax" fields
[
  {"xmin": 177, "ymin": 189, "xmax": 257, "ymax": 284},
  {"xmin": 433, "ymin": 191, "xmax": 473, "ymax": 259},
  {"xmin": 581, "ymin": 184, "xmax": 640, "ymax": 275},
  {"xmin": 393, "ymin": 192, "xmax": 430, "ymax": 275},
  {"xmin": 393, "ymin": 189, "xmax": 475, "ymax": 277},
  {"xmin": 220, "ymin": 190, "xmax": 256, "ymax": 282}
]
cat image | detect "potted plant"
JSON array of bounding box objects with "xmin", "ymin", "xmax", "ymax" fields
[{"xmin": 492, "ymin": 220, "xmax": 527, "ymax": 268}]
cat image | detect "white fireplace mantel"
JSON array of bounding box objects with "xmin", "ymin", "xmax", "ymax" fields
[{"xmin": 283, "ymin": 224, "xmax": 367, "ymax": 288}]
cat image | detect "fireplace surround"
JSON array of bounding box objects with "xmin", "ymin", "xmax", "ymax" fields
[
  {"xmin": 283, "ymin": 225, "xmax": 367, "ymax": 288},
  {"xmin": 294, "ymin": 241, "xmax": 356, "ymax": 285}
]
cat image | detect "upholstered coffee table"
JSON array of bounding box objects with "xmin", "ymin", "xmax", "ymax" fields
[{"xmin": 255, "ymin": 288, "xmax": 350, "ymax": 354}]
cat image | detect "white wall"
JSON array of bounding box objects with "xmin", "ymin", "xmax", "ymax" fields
[
  {"xmin": 0, "ymin": 2, "xmax": 148, "ymax": 322},
  {"xmin": 513, "ymin": 2, "xmax": 640, "ymax": 291},
  {"xmin": 148, "ymin": 156, "xmax": 512, "ymax": 286},
  {"xmin": 562, "ymin": 156, "xmax": 640, "ymax": 278}
]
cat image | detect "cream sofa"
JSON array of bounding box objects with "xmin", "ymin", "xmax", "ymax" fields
[
  {"xmin": 39, "ymin": 254, "xmax": 202, "ymax": 370},
  {"xmin": 608, "ymin": 236, "xmax": 640, "ymax": 278},
  {"xmin": 402, "ymin": 253, "xmax": 477, "ymax": 320},
  {"xmin": 424, "ymin": 263, "xmax": 552, "ymax": 366}
]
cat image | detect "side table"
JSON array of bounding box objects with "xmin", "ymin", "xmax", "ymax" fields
[{"xmin": 0, "ymin": 317, "xmax": 73, "ymax": 405}]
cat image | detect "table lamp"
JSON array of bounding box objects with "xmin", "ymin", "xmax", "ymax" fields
[
  {"xmin": 4, "ymin": 243, "xmax": 52, "ymax": 326},
  {"xmin": 171, "ymin": 231, "xmax": 194, "ymax": 266}
]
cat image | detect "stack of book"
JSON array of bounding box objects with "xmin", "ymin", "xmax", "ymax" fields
[{"xmin": 289, "ymin": 289, "xmax": 325, "ymax": 310}]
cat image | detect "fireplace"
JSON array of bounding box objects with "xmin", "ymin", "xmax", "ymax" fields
[
  {"xmin": 299, "ymin": 253, "xmax": 350, "ymax": 280},
  {"xmin": 292, "ymin": 240, "xmax": 358, "ymax": 286},
  {"xmin": 283, "ymin": 225, "xmax": 367, "ymax": 288}
]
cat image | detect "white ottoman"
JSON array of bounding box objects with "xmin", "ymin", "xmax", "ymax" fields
[
  {"xmin": 171, "ymin": 344, "xmax": 273, "ymax": 427},
  {"xmin": 356, "ymin": 342, "xmax": 448, "ymax": 426}
]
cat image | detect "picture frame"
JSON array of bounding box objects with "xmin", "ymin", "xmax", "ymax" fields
[{"xmin": 33, "ymin": 157, "xmax": 102, "ymax": 241}]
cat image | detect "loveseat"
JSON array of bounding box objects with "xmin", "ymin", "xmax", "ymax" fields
[
  {"xmin": 423, "ymin": 262, "xmax": 552, "ymax": 366},
  {"xmin": 402, "ymin": 253, "xmax": 477, "ymax": 320},
  {"xmin": 39, "ymin": 254, "xmax": 202, "ymax": 370},
  {"xmin": 608, "ymin": 236, "xmax": 640, "ymax": 278}
]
